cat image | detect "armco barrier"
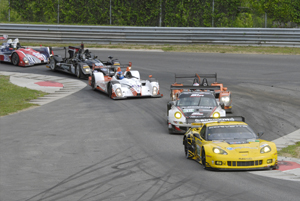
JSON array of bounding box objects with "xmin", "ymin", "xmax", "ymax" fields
[{"xmin": 1, "ymin": 23, "xmax": 300, "ymax": 46}]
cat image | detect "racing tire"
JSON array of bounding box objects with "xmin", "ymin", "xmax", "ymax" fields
[
  {"xmin": 11, "ymin": 53, "xmax": 19, "ymax": 66},
  {"xmin": 49, "ymin": 57, "xmax": 56, "ymax": 71},
  {"xmin": 168, "ymin": 122, "xmax": 173, "ymax": 134},
  {"xmin": 75, "ymin": 64, "xmax": 82, "ymax": 78},
  {"xmin": 202, "ymin": 149, "xmax": 207, "ymax": 169},
  {"xmin": 184, "ymin": 140, "xmax": 194, "ymax": 159},
  {"xmin": 91, "ymin": 75, "xmax": 96, "ymax": 91},
  {"xmin": 107, "ymin": 82, "xmax": 112, "ymax": 99}
]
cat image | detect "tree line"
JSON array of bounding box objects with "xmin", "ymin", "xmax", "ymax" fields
[{"xmin": 0, "ymin": 0, "xmax": 299, "ymax": 28}]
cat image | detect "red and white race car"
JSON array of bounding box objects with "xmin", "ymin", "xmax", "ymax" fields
[{"xmin": 0, "ymin": 35, "xmax": 52, "ymax": 67}]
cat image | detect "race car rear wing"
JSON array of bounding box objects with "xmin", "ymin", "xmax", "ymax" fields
[
  {"xmin": 170, "ymin": 85, "xmax": 220, "ymax": 91},
  {"xmin": 107, "ymin": 63, "xmax": 132, "ymax": 71},
  {"xmin": 174, "ymin": 73, "xmax": 217, "ymax": 83},
  {"xmin": 188, "ymin": 116, "xmax": 245, "ymax": 125}
]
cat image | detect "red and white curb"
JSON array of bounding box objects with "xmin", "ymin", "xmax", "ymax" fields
[
  {"xmin": 250, "ymin": 129, "xmax": 300, "ymax": 182},
  {"xmin": 0, "ymin": 71, "xmax": 87, "ymax": 105}
]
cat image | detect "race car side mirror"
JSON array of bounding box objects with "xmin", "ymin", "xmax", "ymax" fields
[
  {"xmin": 257, "ymin": 132, "xmax": 264, "ymax": 138},
  {"xmin": 194, "ymin": 133, "xmax": 201, "ymax": 139}
]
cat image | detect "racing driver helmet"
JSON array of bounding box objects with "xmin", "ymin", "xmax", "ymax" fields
[{"xmin": 117, "ymin": 71, "xmax": 124, "ymax": 80}]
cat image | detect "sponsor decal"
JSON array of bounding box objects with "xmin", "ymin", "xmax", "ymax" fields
[
  {"xmin": 190, "ymin": 94, "xmax": 204, "ymax": 97},
  {"xmin": 32, "ymin": 52, "xmax": 42, "ymax": 57},
  {"xmin": 195, "ymin": 117, "xmax": 236, "ymax": 123},
  {"xmin": 228, "ymin": 147, "xmax": 258, "ymax": 150},
  {"xmin": 191, "ymin": 112, "xmax": 203, "ymax": 116},
  {"xmin": 183, "ymin": 109, "xmax": 194, "ymax": 113},
  {"xmin": 239, "ymin": 158, "xmax": 252, "ymax": 160},
  {"xmin": 95, "ymin": 62, "xmax": 103, "ymax": 66},
  {"xmin": 260, "ymin": 144, "xmax": 269, "ymax": 147},
  {"xmin": 247, "ymin": 139, "xmax": 259, "ymax": 142}
]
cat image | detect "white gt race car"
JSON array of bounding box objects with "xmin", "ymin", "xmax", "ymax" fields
[
  {"xmin": 89, "ymin": 65, "xmax": 162, "ymax": 99},
  {"xmin": 167, "ymin": 85, "xmax": 226, "ymax": 134}
]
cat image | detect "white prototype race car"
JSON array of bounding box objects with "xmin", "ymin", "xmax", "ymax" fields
[{"xmin": 88, "ymin": 65, "xmax": 162, "ymax": 99}]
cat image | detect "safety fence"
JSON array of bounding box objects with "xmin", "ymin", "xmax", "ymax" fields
[{"xmin": 1, "ymin": 24, "xmax": 300, "ymax": 46}]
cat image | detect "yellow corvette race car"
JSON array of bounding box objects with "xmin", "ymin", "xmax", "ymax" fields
[{"xmin": 183, "ymin": 116, "xmax": 278, "ymax": 170}]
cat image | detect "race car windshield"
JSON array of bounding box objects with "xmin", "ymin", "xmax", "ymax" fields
[
  {"xmin": 177, "ymin": 95, "xmax": 217, "ymax": 107},
  {"xmin": 207, "ymin": 125, "xmax": 257, "ymax": 141}
]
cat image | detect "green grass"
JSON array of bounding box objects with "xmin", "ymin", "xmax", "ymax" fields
[
  {"xmin": 22, "ymin": 42, "xmax": 300, "ymax": 55},
  {"xmin": 278, "ymin": 142, "xmax": 300, "ymax": 159},
  {"xmin": 0, "ymin": 75, "xmax": 47, "ymax": 116}
]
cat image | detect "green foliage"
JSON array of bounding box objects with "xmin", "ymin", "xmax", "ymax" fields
[
  {"xmin": 278, "ymin": 141, "xmax": 300, "ymax": 158},
  {"xmin": 3, "ymin": 0, "xmax": 299, "ymax": 27},
  {"xmin": 0, "ymin": 0, "xmax": 22, "ymax": 22},
  {"xmin": 233, "ymin": 13, "xmax": 253, "ymax": 27}
]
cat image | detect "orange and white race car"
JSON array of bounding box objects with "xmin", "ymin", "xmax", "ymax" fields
[
  {"xmin": 89, "ymin": 64, "xmax": 162, "ymax": 99},
  {"xmin": 170, "ymin": 73, "xmax": 232, "ymax": 113}
]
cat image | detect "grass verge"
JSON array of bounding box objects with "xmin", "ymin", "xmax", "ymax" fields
[
  {"xmin": 0, "ymin": 75, "xmax": 47, "ymax": 116},
  {"xmin": 278, "ymin": 142, "xmax": 300, "ymax": 159},
  {"xmin": 22, "ymin": 42, "xmax": 300, "ymax": 55}
]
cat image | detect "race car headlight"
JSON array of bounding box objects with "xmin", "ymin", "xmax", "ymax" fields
[
  {"xmin": 213, "ymin": 147, "xmax": 228, "ymax": 155},
  {"xmin": 172, "ymin": 94, "xmax": 176, "ymax": 100},
  {"xmin": 23, "ymin": 57, "xmax": 29, "ymax": 63},
  {"xmin": 221, "ymin": 96, "xmax": 230, "ymax": 103},
  {"xmin": 152, "ymin": 86, "xmax": 158, "ymax": 95},
  {"xmin": 174, "ymin": 112, "xmax": 182, "ymax": 119},
  {"xmin": 260, "ymin": 145, "xmax": 271, "ymax": 153},
  {"xmin": 212, "ymin": 112, "xmax": 220, "ymax": 118},
  {"xmin": 116, "ymin": 88, "xmax": 122, "ymax": 97},
  {"xmin": 83, "ymin": 66, "xmax": 90, "ymax": 73}
]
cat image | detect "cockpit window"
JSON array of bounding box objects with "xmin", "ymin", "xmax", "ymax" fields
[
  {"xmin": 177, "ymin": 94, "xmax": 217, "ymax": 107},
  {"xmin": 207, "ymin": 125, "xmax": 257, "ymax": 141}
]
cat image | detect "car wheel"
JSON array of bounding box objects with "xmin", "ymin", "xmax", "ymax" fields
[
  {"xmin": 184, "ymin": 140, "xmax": 193, "ymax": 159},
  {"xmin": 168, "ymin": 122, "xmax": 173, "ymax": 134},
  {"xmin": 107, "ymin": 82, "xmax": 112, "ymax": 99},
  {"xmin": 202, "ymin": 149, "xmax": 207, "ymax": 169},
  {"xmin": 11, "ymin": 53, "xmax": 19, "ymax": 66},
  {"xmin": 49, "ymin": 57, "xmax": 56, "ymax": 71},
  {"xmin": 75, "ymin": 64, "xmax": 82, "ymax": 78},
  {"xmin": 91, "ymin": 75, "xmax": 96, "ymax": 90}
]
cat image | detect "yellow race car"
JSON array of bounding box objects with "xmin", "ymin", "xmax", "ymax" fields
[{"xmin": 183, "ymin": 117, "xmax": 278, "ymax": 170}]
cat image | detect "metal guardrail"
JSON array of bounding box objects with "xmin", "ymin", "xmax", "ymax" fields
[{"xmin": 1, "ymin": 23, "xmax": 300, "ymax": 46}]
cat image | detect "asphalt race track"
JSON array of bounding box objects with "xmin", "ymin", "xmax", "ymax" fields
[{"xmin": 1, "ymin": 50, "xmax": 300, "ymax": 201}]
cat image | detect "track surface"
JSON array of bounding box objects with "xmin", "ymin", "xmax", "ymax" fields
[{"xmin": 1, "ymin": 51, "xmax": 300, "ymax": 201}]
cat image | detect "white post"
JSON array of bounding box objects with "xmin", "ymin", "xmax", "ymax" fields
[
  {"xmin": 57, "ymin": 0, "xmax": 59, "ymax": 24},
  {"xmin": 159, "ymin": 0, "xmax": 162, "ymax": 27},
  {"xmin": 212, "ymin": 0, "xmax": 214, "ymax": 27},
  {"xmin": 265, "ymin": 12, "xmax": 267, "ymax": 28},
  {"xmin": 8, "ymin": 0, "xmax": 10, "ymax": 22}
]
